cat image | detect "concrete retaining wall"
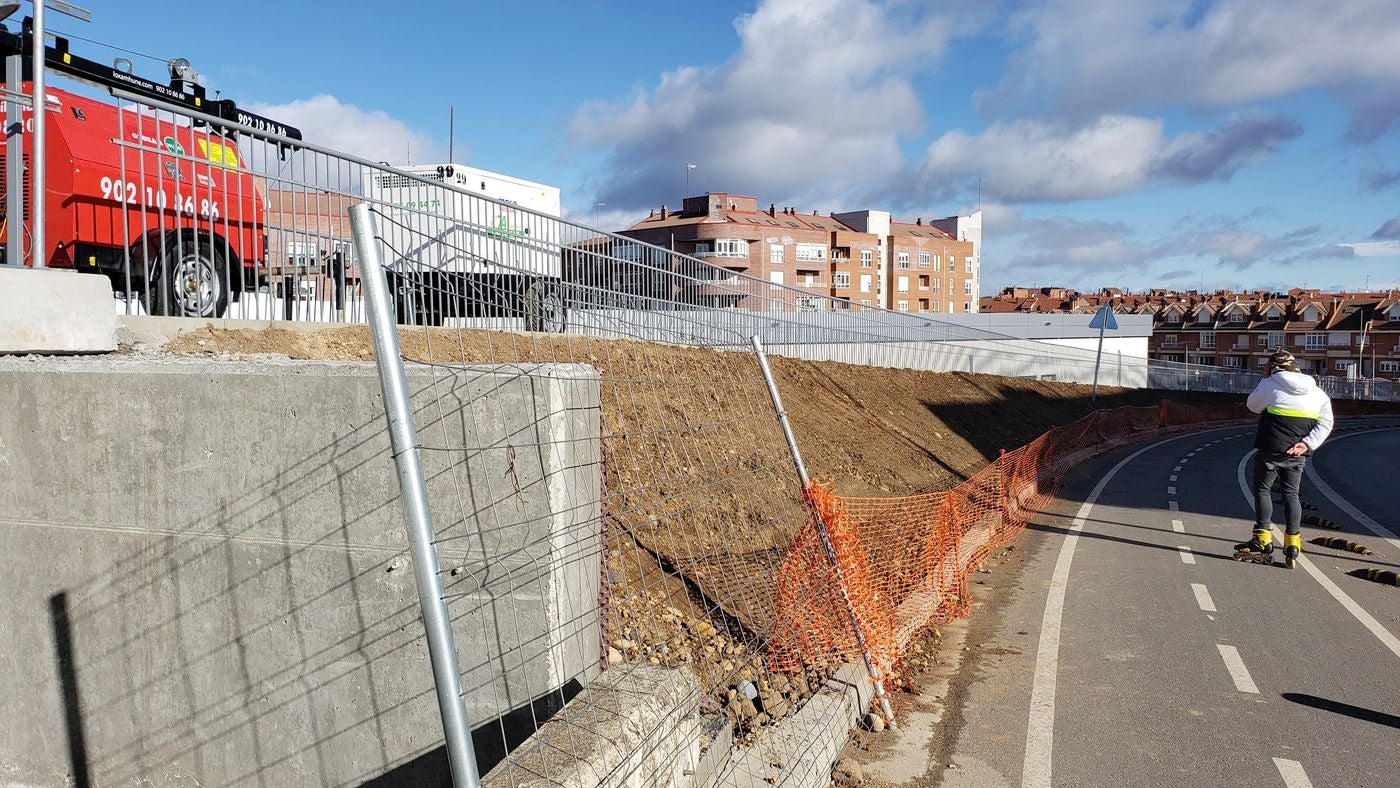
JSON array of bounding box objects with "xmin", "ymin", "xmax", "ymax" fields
[{"xmin": 0, "ymin": 355, "xmax": 602, "ymax": 786}]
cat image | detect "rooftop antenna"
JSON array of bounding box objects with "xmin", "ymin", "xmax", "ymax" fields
[{"xmin": 449, "ymin": 105, "xmax": 454, "ymax": 164}]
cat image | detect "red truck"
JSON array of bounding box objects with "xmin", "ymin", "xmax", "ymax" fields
[{"xmin": 0, "ymin": 23, "xmax": 300, "ymax": 317}]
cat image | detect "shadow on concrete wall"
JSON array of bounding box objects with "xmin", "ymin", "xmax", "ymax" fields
[{"xmin": 5, "ymin": 364, "xmax": 600, "ymax": 786}]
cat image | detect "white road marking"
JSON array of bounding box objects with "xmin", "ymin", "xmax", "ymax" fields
[
  {"xmin": 1178, "ymin": 546, "xmax": 1196, "ymax": 564},
  {"xmin": 1023, "ymin": 433, "xmax": 1206, "ymax": 788},
  {"xmin": 1181, "ymin": 458, "xmax": 1190, "ymax": 465},
  {"xmin": 1173, "ymin": 465, "xmax": 1182, "ymax": 472},
  {"xmin": 1191, "ymin": 583, "xmax": 1217, "ymax": 612},
  {"xmin": 1306, "ymin": 429, "xmax": 1400, "ymax": 551},
  {"xmin": 1216, "ymin": 644, "xmax": 1259, "ymax": 693},
  {"xmin": 1170, "ymin": 474, "xmax": 1178, "ymax": 482},
  {"xmin": 1168, "ymin": 500, "xmax": 1179, "ymax": 511},
  {"xmin": 1238, "ymin": 450, "xmax": 1400, "ymax": 659},
  {"xmin": 1273, "ymin": 758, "xmax": 1314, "ymax": 788},
  {"xmin": 1167, "ymin": 486, "xmax": 1177, "ymax": 495},
  {"xmin": 1172, "ymin": 519, "xmax": 1185, "ymax": 533}
]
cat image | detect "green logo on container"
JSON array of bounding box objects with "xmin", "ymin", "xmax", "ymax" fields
[{"xmin": 163, "ymin": 136, "xmax": 185, "ymax": 156}]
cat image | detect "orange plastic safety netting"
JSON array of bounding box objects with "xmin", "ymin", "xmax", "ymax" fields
[{"xmin": 768, "ymin": 401, "xmax": 1252, "ymax": 678}]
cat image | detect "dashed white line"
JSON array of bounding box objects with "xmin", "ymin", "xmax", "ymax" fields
[
  {"xmin": 1216, "ymin": 644, "xmax": 1259, "ymax": 693},
  {"xmin": 1178, "ymin": 546, "xmax": 1196, "ymax": 564},
  {"xmin": 1171, "ymin": 519, "xmax": 1185, "ymax": 533},
  {"xmin": 1023, "ymin": 433, "xmax": 1207, "ymax": 788},
  {"xmin": 1173, "ymin": 465, "xmax": 1182, "ymax": 472},
  {"xmin": 1237, "ymin": 451, "xmax": 1400, "ymax": 659},
  {"xmin": 1167, "ymin": 486, "xmax": 1177, "ymax": 495},
  {"xmin": 1273, "ymin": 758, "xmax": 1314, "ymax": 788},
  {"xmin": 1168, "ymin": 500, "xmax": 1179, "ymax": 511},
  {"xmin": 1181, "ymin": 458, "xmax": 1190, "ymax": 465},
  {"xmin": 1191, "ymin": 583, "xmax": 1217, "ymax": 612},
  {"xmin": 1169, "ymin": 474, "xmax": 1178, "ymax": 482}
]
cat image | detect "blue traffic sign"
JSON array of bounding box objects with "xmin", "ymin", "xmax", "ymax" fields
[{"xmin": 1088, "ymin": 304, "xmax": 1119, "ymax": 331}]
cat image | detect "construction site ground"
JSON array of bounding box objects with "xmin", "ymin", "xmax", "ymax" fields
[{"xmin": 153, "ymin": 325, "xmax": 1248, "ymax": 764}]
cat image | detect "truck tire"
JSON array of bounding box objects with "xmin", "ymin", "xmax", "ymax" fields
[
  {"xmin": 147, "ymin": 235, "xmax": 230, "ymax": 318},
  {"xmin": 523, "ymin": 279, "xmax": 565, "ymax": 333}
]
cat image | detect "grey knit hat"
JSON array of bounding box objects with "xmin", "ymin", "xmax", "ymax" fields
[{"xmin": 1269, "ymin": 349, "xmax": 1300, "ymax": 373}]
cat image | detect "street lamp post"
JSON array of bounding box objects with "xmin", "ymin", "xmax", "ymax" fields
[{"xmin": 686, "ymin": 162, "xmax": 697, "ymax": 193}]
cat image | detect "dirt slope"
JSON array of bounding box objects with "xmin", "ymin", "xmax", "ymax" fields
[{"xmin": 159, "ymin": 325, "xmax": 1247, "ymax": 722}]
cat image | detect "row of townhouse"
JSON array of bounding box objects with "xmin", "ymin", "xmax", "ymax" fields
[
  {"xmin": 618, "ymin": 193, "xmax": 981, "ymax": 313},
  {"xmin": 1150, "ymin": 291, "xmax": 1400, "ymax": 379},
  {"xmin": 981, "ymin": 286, "xmax": 1400, "ymax": 380}
]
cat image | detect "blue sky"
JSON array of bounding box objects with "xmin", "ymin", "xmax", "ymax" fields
[{"xmin": 47, "ymin": 0, "xmax": 1400, "ymax": 294}]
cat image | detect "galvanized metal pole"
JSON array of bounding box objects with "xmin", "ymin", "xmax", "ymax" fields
[
  {"xmin": 5, "ymin": 54, "xmax": 22, "ymax": 266},
  {"xmin": 751, "ymin": 335, "xmax": 897, "ymax": 729},
  {"xmin": 1090, "ymin": 320, "xmax": 1105, "ymax": 404},
  {"xmin": 29, "ymin": 1, "xmax": 44, "ymax": 268},
  {"xmin": 349, "ymin": 203, "xmax": 480, "ymax": 788}
]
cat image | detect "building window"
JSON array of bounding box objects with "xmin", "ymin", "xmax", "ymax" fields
[
  {"xmin": 1329, "ymin": 332, "xmax": 1350, "ymax": 346},
  {"xmin": 963, "ymin": 280, "xmax": 973, "ymax": 296},
  {"xmin": 795, "ymin": 243, "xmax": 826, "ymax": 261},
  {"xmin": 1222, "ymin": 356, "xmax": 1241, "ymax": 367},
  {"xmin": 769, "ymin": 271, "xmax": 784, "ymax": 290},
  {"xmin": 1257, "ymin": 357, "xmax": 1269, "ymax": 366},
  {"xmin": 919, "ymin": 252, "xmax": 930, "ymax": 268},
  {"xmin": 859, "ymin": 298, "xmax": 872, "ymax": 308},
  {"xmin": 1267, "ymin": 331, "xmax": 1285, "ymax": 348},
  {"xmin": 770, "ymin": 244, "xmax": 783, "ymax": 264},
  {"xmin": 931, "ymin": 278, "xmax": 940, "ymax": 293},
  {"xmin": 897, "ymin": 300, "xmax": 909, "ymax": 312},
  {"xmin": 947, "ymin": 278, "xmax": 954, "ymax": 294},
  {"xmin": 715, "ymin": 238, "xmax": 747, "ymax": 257},
  {"xmin": 1380, "ymin": 361, "xmax": 1399, "ymax": 372},
  {"xmin": 1200, "ymin": 332, "xmax": 1216, "ymax": 349},
  {"xmin": 932, "ymin": 255, "xmax": 941, "ymax": 272},
  {"xmin": 859, "ymin": 274, "xmax": 872, "ymax": 293},
  {"xmin": 1160, "ymin": 334, "xmax": 1179, "ymax": 346},
  {"xmin": 897, "ymin": 252, "xmax": 910, "ymax": 269},
  {"xmin": 965, "ymin": 257, "xmax": 974, "ymax": 272},
  {"xmin": 860, "ymin": 250, "xmax": 872, "ymax": 268},
  {"xmin": 897, "ymin": 276, "xmax": 909, "ymax": 293},
  {"xmin": 796, "ymin": 296, "xmax": 824, "ymax": 311},
  {"xmin": 931, "ymin": 301, "xmax": 941, "ymax": 312},
  {"xmin": 834, "ymin": 271, "xmax": 851, "ymax": 289},
  {"xmin": 1305, "ymin": 332, "xmax": 1326, "ymax": 350},
  {"xmin": 964, "ymin": 301, "xmax": 973, "ymax": 312},
  {"xmin": 1335, "ymin": 360, "xmax": 1353, "ymax": 372}
]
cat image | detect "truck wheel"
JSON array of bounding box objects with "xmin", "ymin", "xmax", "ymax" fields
[
  {"xmin": 523, "ymin": 279, "xmax": 565, "ymax": 333},
  {"xmin": 148, "ymin": 236, "xmax": 230, "ymax": 318}
]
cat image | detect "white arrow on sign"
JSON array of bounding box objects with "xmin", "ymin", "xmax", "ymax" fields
[{"xmin": 1088, "ymin": 304, "xmax": 1119, "ymax": 331}]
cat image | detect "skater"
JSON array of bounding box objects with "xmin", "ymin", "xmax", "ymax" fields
[{"xmin": 1236, "ymin": 350, "xmax": 1334, "ymax": 568}]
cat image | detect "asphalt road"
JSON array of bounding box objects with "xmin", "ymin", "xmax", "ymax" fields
[{"xmin": 933, "ymin": 420, "xmax": 1400, "ymax": 788}]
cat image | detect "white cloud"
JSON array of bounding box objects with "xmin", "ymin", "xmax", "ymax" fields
[
  {"xmin": 920, "ymin": 112, "xmax": 1299, "ymax": 202},
  {"xmin": 984, "ymin": 0, "xmax": 1400, "ymax": 141},
  {"xmin": 568, "ymin": 0, "xmax": 955, "ymax": 208},
  {"xmin": 244, "ymin": 95, "xmax": 447, "ymax": 165},
  {"xmin": 923, "ymin": 115, "xmax": 1166, "ymax": 202}
]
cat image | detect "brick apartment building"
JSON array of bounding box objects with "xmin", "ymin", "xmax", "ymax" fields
[
  {"xmin": 619, "ymin": 193, "xmax": 980, "ymax": 313},
  {"xmin": 981, "ymin": 286, "xmax": 1400, "ymax": 380}
]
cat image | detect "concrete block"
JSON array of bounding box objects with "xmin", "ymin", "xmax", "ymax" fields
[
  {"xmin": 0, "ymin": 267, "xmax": 117, "ymax": 354},
  {"xmin": 0, "ymin": 355, "xmax": 602, "ymax": 786},
  {"xmin": 482, "ymin": 663, "xmax": 704, "ymax": 788}
]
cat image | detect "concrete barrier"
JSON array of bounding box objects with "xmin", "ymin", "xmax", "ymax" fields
[
  {"xmin": 0, "ymin": 355, "xmax": 602, "ymax": 786},
  {"xmin": 0, "ymin": 267, "xmax": 117, "ymax": 354}
]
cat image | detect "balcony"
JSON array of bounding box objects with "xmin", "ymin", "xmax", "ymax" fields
[{"xmin": 694, "ymin": 249, "xmax": 748, "ymax": 259}]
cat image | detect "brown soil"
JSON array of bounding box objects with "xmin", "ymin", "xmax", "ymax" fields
[{"xmin": 157, "ymin": 324, "xmax": 1244, "ymax": 725}]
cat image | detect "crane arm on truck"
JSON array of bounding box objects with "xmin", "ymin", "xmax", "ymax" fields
[{"xmin": 0, "ymin": 18, "xmax": 301, "ymax": 144}]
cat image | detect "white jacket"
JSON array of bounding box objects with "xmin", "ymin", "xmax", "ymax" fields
[{"xmin": 1246, "ymin": 371, "xmax": 1334, "ymax": 452}]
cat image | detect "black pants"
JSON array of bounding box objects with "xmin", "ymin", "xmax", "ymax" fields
[{"xmin": 1253, "ymin": 453, "xmax": 1306, "ymax": 535}]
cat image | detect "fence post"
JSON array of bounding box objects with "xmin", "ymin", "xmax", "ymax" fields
[
  {"xmin": 750, "ymin": 335, "xmax": 897, "ymax": 729},
  {"xmin": 349, "ymin": 203, "xmax": 481, "ymax": 788}
]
